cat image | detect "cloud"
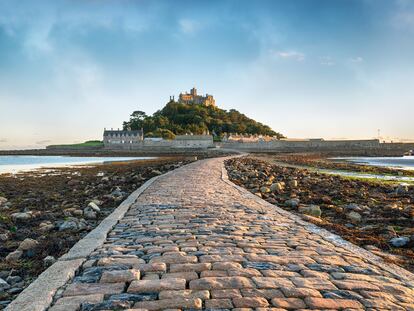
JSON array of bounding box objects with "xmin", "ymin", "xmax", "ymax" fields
[
  {"xmin": 320, "ymin": 56, "xmax": 335, "ymax": 66},
  {"xmin": 350, "ymin": 56, "xmax": 364, "ymax": 63},
  {"xmin": 0, "ymin": 139, "xmax": 7, "ymax": 143},
  {"xmin": 36, "ymin": 140, "xmax": 51, "ymax": 145},
  {"xmin": 274, "ymin": 51, "xmax": 305, "ymax": 61},
  {"xmin": 178, "ymin": 19, "xmax": 200, "ymax": 35},
  {"xmin": 391, "ymin": 0, "xmax": 414, "ymax": 31}
]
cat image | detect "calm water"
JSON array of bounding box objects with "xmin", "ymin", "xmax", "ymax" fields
[
  {"xmin": 0, "ymin": 155, "xmax": 156, "ymax": 174},
  {"xmin": 338, "ymin": 156, "xmax": 414, "ymax": 170}
]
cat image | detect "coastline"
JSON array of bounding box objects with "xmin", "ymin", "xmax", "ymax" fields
[{"xmin": 0, "ymin": 156, "xmax": 157, "ymax": 175}]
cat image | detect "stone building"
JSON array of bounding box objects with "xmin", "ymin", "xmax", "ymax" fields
[
  {"xmin": 178, "ymin": 87, "xmax": 216, "ymax": 107},
  {"xmin": 103, "ymin": 129, "xmax": 143, "ymax": 147}
]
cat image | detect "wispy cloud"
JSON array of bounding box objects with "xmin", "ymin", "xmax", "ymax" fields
[
  {"xmin": 320, "ymin": 56, "xmax": 335, "ymax": 66},
  {"xmin": 36, "ymin": 140, "xmax": 51, "ymax": 145},
  {"xmin": 391, "ymin": 0, "xmax": 414, "ymax": 31},
  {"xmin": 274, "ymin": 51, "xmax": 305, "ymax": 61},
  {"xmin": 0, "ymin": 139, "xmax": 7, "ymax": 143},
  {"xmin": 350, "ymin": 56, "xmax": 364, "ymax": 63},
  {"xmin": 178, "ymin": 19, "xmax": 201, "ymax": 35}
]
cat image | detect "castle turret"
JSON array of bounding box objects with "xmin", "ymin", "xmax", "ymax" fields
[{"xmin": 190, "ymin": 87, "xmax": 197, "ymax": 96}]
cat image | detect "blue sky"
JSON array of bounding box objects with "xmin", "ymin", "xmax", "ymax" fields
[{"xmin": 0, "ymin": 0, "xmax": 413, "ymax": 149}]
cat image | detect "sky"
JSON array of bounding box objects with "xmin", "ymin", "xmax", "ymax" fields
[{"xmin": 0, "ymin": 0, "xmax": 414, "ymax": 149}]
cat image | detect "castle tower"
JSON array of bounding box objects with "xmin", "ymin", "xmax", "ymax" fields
[{"xmin": 190, "ymin": 87, "xmax": 197, "ymax": 96}]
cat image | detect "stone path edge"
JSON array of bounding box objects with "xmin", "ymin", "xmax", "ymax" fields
[
  {"xmin": 220, "ymin": 157, "xmax": 414, "ymax": 285},
  {"xmin": 5, "ymin": 170, "xmax": 170, "ymax": 311}
]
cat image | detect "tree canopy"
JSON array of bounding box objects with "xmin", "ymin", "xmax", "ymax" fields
[{"xmin": 123, "ymin": 101, "xmax": 284, "ymax": 139}]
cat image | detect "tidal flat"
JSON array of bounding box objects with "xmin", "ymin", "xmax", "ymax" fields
[
  {"xmin": 0, "ymin": 156, "xmax": 194, "ymax": 306},
  {"xmin": 226, "ymin": 156, "xmax": 414, "ymax": 273}
]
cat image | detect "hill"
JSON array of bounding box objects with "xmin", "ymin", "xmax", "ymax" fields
[{"xmin": 123, "ymin": 100, "xmax": 284, "ymax": 139}]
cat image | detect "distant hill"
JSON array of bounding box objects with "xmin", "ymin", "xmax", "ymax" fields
[{"xmin": 123, "ymin": 100, "xmax": 284, "ymax": 139}]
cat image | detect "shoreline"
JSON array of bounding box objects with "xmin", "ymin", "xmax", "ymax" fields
[
  {"xmin": 0, "ymin": 156, "xmax": 158, "ymax": 176},
  {"xmin": 260, "ymin": 152, "xmax": 414, "ymax": 177}
]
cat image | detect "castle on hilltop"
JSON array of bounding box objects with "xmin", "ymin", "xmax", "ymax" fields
[{"xmin": 175, "ymin": 87, "xmax": 216, "ymax": 107}]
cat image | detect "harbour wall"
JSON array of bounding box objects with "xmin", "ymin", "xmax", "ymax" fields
[{"xmin": 218, "ymin": 140, "xmax": 414, "ymax": 155}]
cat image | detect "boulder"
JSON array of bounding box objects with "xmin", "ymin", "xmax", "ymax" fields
[
  {"xmin": 347, "ymin": 211, "xmax": 362, "ymax": 223},
  {"xmin": 298, "ymin": 205, "xmax": 322, "ymax": 218},
  {"xmin": 390, "ymin": 236, "xmax": 410, "ymax": 248},
  {"xmin": 18, "ymin": 238, "xmax": 39, "ymax": 251}
]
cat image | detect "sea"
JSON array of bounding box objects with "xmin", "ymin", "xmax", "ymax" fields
[
  {"xmin": 0, "ymin": 155, "xmax": 156, "ymax": 174},
  {"xmin": 337, "ymin": 156, "xmax": 414, "ymax": 171}
]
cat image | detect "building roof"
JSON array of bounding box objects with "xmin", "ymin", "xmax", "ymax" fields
[
  {"xmin": 104, "ymin": 129, "xmax": 143, "ymax": 136},
  {"xmin": 175, "ymin": 135, "xmax": 213, "ymax": 140}
]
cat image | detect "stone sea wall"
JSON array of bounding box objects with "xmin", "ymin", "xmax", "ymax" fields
[
  {"xmin": 104, "ymin": 138, "xmax": 214, "ymax": 150},
  {"xmin": 219, "ymin": 139, "xmax": 414, "ymax": 155}
]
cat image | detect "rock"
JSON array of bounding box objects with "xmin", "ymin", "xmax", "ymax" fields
[
  {"xmin": 39, "ymin": 221, "xmax": 54, "ymax": 232},
  {"xmin": 73, "ymin": 209, "xmax": 83, "ymax": 216},
  {"xmin": 344, "ymin": 203, "xmax": 362, "ymax": 211},
  {"xmin": 285, "ymin": 198, "xmax": 300, "ymax": 208},
  {"xmin": 396, "ymin": 183, "xmax": 409, "ymax": 195},
  {"xmin": 321, "ymin": 196, "xmax": 332, "ymax": 204},
  {"xmin": 58, "ymin": 217, "xmax": 87, "ymax": 232},
  {"xmin": 347, "ymin": 211, "xmax": 362, "ymax": 223},
  {"xmin": 0, "ymin": 278, "xmax": 10, "ymax": 291},
  {"xmin": 298, "ymin": 205, "xmax": 322, "ymax": 218},
  {"xmin": 5, "ymin": 250, "xmax": 23, "ymax": 262},
  {"xmin": 150, "ymin": 169, "xmax": 162, "ymax": 176},
  {"xmin": 0, "ymin": 233, "xmax": 9, "ymax": 242},
  {"xmin": 83, "ymin": 207, "xmax": 98, "ymax": 220},
  {"xmin": 0, "ymin": 197, "xmax": 7, "ymax": 206},
  {"xmin": 10, "ymin": 212, "xmax": 32, "ymax": 222},
  {"xmin": 111, "ymin": 187, "xmax": 126, "ymax": 198},
  {"xmin": 260, "ymin": 186, "xmax": 270, "ymax": 194},
  {"xmin": 87, "ymin": 202, "xmax": 101, "ymax": 212},
  {"xmin": 289, "ymin": 180, "xmax": 298, "ymax": 188},
  {"xmin": 18, "ymin": 238, "xmax": 39, "ymax": 251},
  {"xmin": 43, "ymin": 256, "xmax": 56, "ymax": 267},
  {"xmin": 390, "ymin": 236, "xmax": 410, "ymax": 247},
  {"xmin": 67, "ymin": 179, "xmax": 80, "ymax": 186},
  {"xmin": 270, "ymin": 183, "xmax": 283, "ymax": 192}
]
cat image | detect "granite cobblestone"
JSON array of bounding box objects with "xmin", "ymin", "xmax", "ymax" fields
[{"xmin": 48, "ymin": 157, "xmax": 414, "ymax": 310}]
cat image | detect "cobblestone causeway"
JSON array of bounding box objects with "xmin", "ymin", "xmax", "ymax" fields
[{"xmin": 49, "ymin": 158, "xmax": 414, "ymax": 310}]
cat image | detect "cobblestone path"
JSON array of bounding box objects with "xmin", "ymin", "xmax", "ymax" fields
[{"xmin": 49, "ymin": 158, "xmax": 414, "ymax": 310}]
